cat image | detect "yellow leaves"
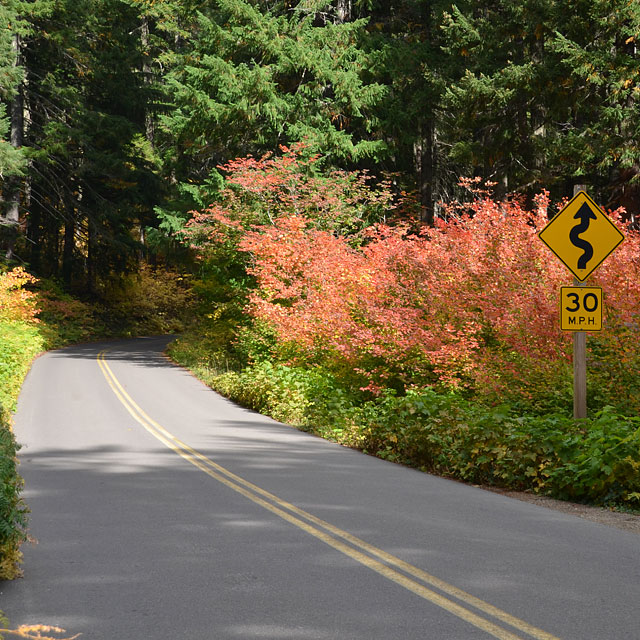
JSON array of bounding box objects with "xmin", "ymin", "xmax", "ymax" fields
[
  {"xmin": 0, "ymin": 546, "xmax": 24, "ymax": 580},
  {"xmin": 106, "ymin": 178, "xmax": 138, "ymax": 191},
  {"xmin": 0, "ymin": 268, "xmax": 40, "ymax": 324},
  {"xmin": 206, "ymin": 307, "xmax": 225, "ymax": 321},
  {"xmin": 0, "ymin": 624, "xmax": 81, "ymax": 639}
]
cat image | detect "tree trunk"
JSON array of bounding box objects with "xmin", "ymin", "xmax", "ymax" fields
[
  {"xmin": 336, "ymin": 0, "xmax": 352, "ymax": 23},
  {"xmin": 413, "ymin": 1, "xmax": 436, "ymax": 225},
  {"xmin": 87, "ymin": 216, "xmax": 96, "ymax": 294},
  {"xmin": 414, "ymin": 119, "xmax": 436, "ymax": 225},
  {"xmin": 27, "ymin": 197, "xmax": 42, "ymax": 274},
  {"xmin": 141, "ymin": 16, "xmax": 155, "ymax": 147},
  {"xmin": 41, "ymin": 207, "xmax": 60, "ymax": 278},
  {"xmin": 62, "ymin": 210, "xmax": 75, "ymax": 287},
  {"xmin": 4, "ymin": 34, "xmax": 24, "ymax": 260}
]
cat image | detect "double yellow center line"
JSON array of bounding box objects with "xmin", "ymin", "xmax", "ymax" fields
[{"xmin": 97, "ymin": 350, "xmax": 562, "ymax": 640}]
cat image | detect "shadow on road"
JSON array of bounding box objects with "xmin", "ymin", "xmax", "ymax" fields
[
  {"xmin": 2, "ymin": 441, "xmax": 423, "ymax": 640},
  {"xmin": 49, "ymin": 336, "xmax": 177, "ymax": 369}
]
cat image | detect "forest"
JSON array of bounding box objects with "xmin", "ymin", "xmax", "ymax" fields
[
  {"xmin": 2, "ymin": 0, "xmax": 640, "ymax": 277},
  {"xmin": 1, "ymin": 0, "xmax": 640, "ymax": 578}
]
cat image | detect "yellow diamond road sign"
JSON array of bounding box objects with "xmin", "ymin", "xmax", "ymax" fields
[{"xmin": 538, "ymin": 191, "xmax": 624, "ymax": 281}]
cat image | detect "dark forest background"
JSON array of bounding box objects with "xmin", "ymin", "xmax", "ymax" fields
[{"xmin": 1, "ymin": 0, "xmax": 639, "ymax": 288}]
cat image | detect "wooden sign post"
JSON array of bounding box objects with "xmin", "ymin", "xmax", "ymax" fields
[
  {"xmin": 538, "ymin": 188, "xmax": 624, "ymax": 419},
  {"xmin": 572, "ymin": 279, "xmax": 587, "ymax": 419}
]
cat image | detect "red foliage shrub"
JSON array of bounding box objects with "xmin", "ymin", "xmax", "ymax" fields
[
  {"xmin": 185, "ymin": 151, "xmax": 640, "ymax": 402},
  {"xmin": 242, "ymin": 192, "xmax": 640, "ymax": 397}
]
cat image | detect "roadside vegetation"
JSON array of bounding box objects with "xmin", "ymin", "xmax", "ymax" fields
[
  {"xmin": 168, "ymin": 151, "xmax": 640, "ymax": 511},
  {"xmin": 0, "ymin": 268, "xmax": 41, "ymax": 580}
]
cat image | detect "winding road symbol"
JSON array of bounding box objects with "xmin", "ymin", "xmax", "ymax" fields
[
  {"xmin": 570, "ymin": 203, "xmax": 597, "ymax": 270},
  {"xmin": 537, "ymin": 190, "xmax": 624, "ymax": 281}
]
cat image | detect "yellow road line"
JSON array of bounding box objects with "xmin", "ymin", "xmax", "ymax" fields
[{"xmin": 97, "ymin": 351, "xmax": 563, "ymax": 640}]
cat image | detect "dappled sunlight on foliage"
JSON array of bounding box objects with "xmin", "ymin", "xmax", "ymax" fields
[
  {"xmin": 97, "ymin": 264, "xmax": 195, "ymax": 336},
  {"xmin": 0, "ymin": 268, "xmax": 39, "ymax": 325}
]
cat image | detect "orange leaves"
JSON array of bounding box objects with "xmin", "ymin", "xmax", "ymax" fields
[
  {"xmin": 0, "ymin": 624, "xmax": 81, "ymax": 639},
  {"xmin": 184, "ymin": 146, "xmax": 640, "ymax": 398},
  {"xmin": 238, "ymin": 191, "xmax": 640, "ymax": 395},
  {"xmin": 0, "ymin": 268, "xmax": 40, "ymax": 324},
  {"xmin": 240, "ymin": 215, "xmax": 481, "ymax": 389}
]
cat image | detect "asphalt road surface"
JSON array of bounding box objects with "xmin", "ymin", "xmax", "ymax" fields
[{"xmin": 1, "ymin": 337, "xmax": 638, "ymax": 639}]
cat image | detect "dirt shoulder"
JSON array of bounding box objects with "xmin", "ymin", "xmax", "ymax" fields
[{"xmin": 483, "ymin": 487, "xmax": 640, "ymax": 535}]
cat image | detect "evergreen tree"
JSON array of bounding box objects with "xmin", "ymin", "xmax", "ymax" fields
[
  {"xmin": 439, "ymin": 0, "xmax": 640, "ymax": 203},
  {"xmin": 0, "ymin": 3, "xmax": 25, "ymax": 182},
  {"xmin": 19, "ymin": 0, "xmax": 161, "ymax": 284},
  {"xmin": 4, "ymin": 0, "xmax": 640, "ymax": 275},
  {"xmin": 0, "ymin": 0, "xmax": 52, "ymax": 258},
  {"xmin": 546, "ymin": 0, "xmax": 640, "ymax": 204},
  {"xmin": 153, "ymin": 0, "xmax": 387, "ymax": 233},
  {"xmin": 360, "ymin": 0, "xmax": 451, "ymax": 222}
]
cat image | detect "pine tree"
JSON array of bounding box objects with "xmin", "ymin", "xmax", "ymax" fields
[
  {"xmin": 153, "ymin": 0, "xmax": 387, "ymax": 233},
  {"xmin": 0, "ymin": 1, "xmax": 27, "ymax": 257},
  {"xmin": 439, "ymin": 0, "xmax": 640, "ymax": 204}
]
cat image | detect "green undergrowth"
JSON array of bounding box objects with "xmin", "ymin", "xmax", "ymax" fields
[
  {"xmin": 168, "ymin": 335, "xmax": 640, "ymax": 510},
  {"xmin": 0, "ymin": 321, "xmax": 45, "ymax": 416},
  {"xmin": 0, "ymin": 320, "xmax": 42, "ymax": 579}
]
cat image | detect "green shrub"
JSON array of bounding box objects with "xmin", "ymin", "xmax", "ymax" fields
[
  {"xmin": 0, "ymin": 404, "xmax": 28, "ymax": 580},
  {"xmin": 0, "ymin": 321, "xmax": 44, "ymax": 415},
  {"xmin": 317, "ymin": 388, "xmax": 640, "ymax": 507},
  {"xmin": 587, "ymin": 321, "xmax": 640, "ymax": 415},
  {"xmin": 209, "ymin": 361, "xmax": 350, "ymax": 426},
  {"xmin": 171, "ymin": 324, "xmax": 640, "ymax": 509}
]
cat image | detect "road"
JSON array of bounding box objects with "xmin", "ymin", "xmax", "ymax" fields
[{"xmin": 1, "ymin": 336, "xmax": 638, "ymax": 639}]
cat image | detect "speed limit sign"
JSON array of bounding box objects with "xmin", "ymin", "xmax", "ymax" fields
[{"xmin": 560, "ymin": 287, "xmax": 602, "ymax": 331}]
